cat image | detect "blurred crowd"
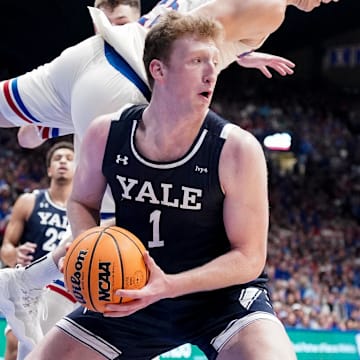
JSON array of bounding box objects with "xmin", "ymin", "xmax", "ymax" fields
[
  {"xmin": 0, "ymin": 129, "xmax": 50, "ymax": 238},
  {"xmin": 0, "ymin": 82, "xmax": 359, "ymax": 332},
  {"xmin": 213, "ymin": 80, "xmax": 360, "ymax": 331}
]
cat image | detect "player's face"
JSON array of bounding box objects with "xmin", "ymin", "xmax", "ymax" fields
[
  {"xmin": 48, "ymin": 148, "xmax": 75, "ymax": 182},
  {"xmin": 162, "ymin": 36, "xmax": 219, "ymax": 111},
  {"xmin": 100, "ymin": 4, "xmax": 140, "ymax": 25}
]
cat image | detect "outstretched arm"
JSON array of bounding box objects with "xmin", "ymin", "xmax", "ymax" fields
[
  {"xmin": 237, "ymin": 51, "xmax": 295, "ymax": 78},
  {"xmin": 192, "ymin": 0, "xmax": 339, "ymax": 44},
  {"xmin": 0, "ymin": 194, "xmax": 37, "ymax": 267},
  {"xmin": 67, "ymin": 114, "xmax": 112, "ymax": 238},
  {"xmin": 191, "ymin": 0, "xmax": 287, "ymax": 45}
]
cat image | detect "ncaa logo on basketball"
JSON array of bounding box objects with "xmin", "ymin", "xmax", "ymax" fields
[
  {"xmin": 98, "ymin": 262, "xmax": 112, "ymax": 301},
  {"xmin": 70, "ymin": 249, "xmax": 88, "ymax": 305}
]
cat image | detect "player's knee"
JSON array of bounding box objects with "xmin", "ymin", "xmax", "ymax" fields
[{"xmin": 217, "ymin": 319, "xmax": 296, "ymax": 360}]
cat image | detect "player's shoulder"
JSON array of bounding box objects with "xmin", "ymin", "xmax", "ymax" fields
[
  {"xmin": 12, "ymin": 191, "xmax": 37, "ymax": 213},
  {"xmin": 89, "ymin": 103, "xmax": 145, "ymax": 133},
  {"xmin": 220, "ymin": 120, "xmax": 264, "ymax": 158}
]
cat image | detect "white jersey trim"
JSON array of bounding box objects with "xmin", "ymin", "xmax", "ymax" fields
[
  {"xmin": 220, "ymin": 123, "xmax": 237, "ymax": 139},
  {"xmin": 57, "ymin": 317, "xmax": 122, "ymax": 359},
  {"xmin": 211, "ymin": 311, "xmax": 283, "ymax": 352},
  {"xmin": 43, "ymin": 190, "xmax": 67, "ymax": 211},
  {"xmin": 130, "ymin": 119, "xmax": 208, "ymax": 169}
]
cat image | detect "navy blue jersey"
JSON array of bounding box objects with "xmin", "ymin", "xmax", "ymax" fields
[
  {"xmin": 21, "ymin": 189, "xmax": 69, "ymax": 260},
  {"xmin": 103, "ymin": 105, "xmax": 268, "ymax": 286},
  {"xmin": 63, "ymin": 105, "xmax": 274, "ymax": 359}
]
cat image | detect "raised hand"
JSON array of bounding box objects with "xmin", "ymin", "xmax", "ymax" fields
[
  {"xmin": 290, "ymin": 0, "xmax": 339, "ymax": 12},
  {"xmin": 236, "ymin": 52, "xmax": 295, "ymax": 79},
  {"xmin": 16, "ymin": 242, "xmax": 37, "ymax": 266}
]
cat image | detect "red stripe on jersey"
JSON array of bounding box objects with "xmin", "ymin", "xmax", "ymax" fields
[
  {"xmin": 46, "ymin": 284, "xmax": 77, "ymax": 303},
  {"xmin": 3, "ymin": 80, "xmax": 32, "ymax": 124},
  {"xmin": 41, "ymin": 127, "xmax": 50, "ymax": 139}
]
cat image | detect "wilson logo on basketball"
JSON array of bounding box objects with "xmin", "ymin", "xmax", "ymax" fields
[
  {"xmin": 98, "ymin": 262, "xmax": 112, "ymax": 301},
  {"xmin": 70, "ymin": 249, "xmax": 88, "ymax": 305}
]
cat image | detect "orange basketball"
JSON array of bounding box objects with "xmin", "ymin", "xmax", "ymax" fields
[{"xmin": 63, "ymin": 225, "xmax": 149, "ymax": 313}]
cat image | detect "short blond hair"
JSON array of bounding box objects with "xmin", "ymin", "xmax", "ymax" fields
[{"xmin": 143, "ymin": 12, "xmax": 223, "ymax": 88}]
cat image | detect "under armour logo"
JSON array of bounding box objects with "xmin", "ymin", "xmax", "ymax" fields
[
  {"xmin": 40, "ymin": 202, "xmax": 49, "ymax": 208},
  {"xmin": 116, "ymin": 155, "xmax": 129, "ymax": 165},
  {"xmin": 195, "ymin": 165, "xmax": 208, "ymax": 174}
]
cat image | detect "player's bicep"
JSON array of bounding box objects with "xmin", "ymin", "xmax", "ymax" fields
[
  {"xmin": 220, "ymin": 128, "xmax": 268, "ymax": 264},
  {"xmin": 70, "ymin": 116, "xmax": 111, "ymax": 211}
]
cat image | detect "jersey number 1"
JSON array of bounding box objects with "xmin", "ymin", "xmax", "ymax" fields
[{"xmin": 148, "ymin": 210, "xmax": 164, "ymax": 248}]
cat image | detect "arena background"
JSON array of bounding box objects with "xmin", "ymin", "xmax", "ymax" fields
[{"xmin": 0, "ymin": 1, "xmax": 360, "ymax": 359}]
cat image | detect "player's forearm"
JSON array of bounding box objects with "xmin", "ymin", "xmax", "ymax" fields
[
  {"xmin": 167, "ymin": 249, "xmax": 266, "ymax": 298},
  {"xmin": 67, "ymin": 198, "xmax": 101, "ymax": 238},
  {"xmin": 192, "ymin": 0, "xmax": 286, "ymax": 43},
  {"xmin": 0, "ymin": 244, "xmax": 18, "ymax": 267}
]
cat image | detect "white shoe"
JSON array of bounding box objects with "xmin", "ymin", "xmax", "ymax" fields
[{"xmin": 0, "ymin": 267, "xmax": 44, "ymax": 356}]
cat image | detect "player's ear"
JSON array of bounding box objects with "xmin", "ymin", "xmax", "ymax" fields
[{"xmin": 149, "ymin": 59, "xmax": 164, "ymax": 81}]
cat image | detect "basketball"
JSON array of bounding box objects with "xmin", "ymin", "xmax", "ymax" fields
[{"xmin": 63, "ymin": 225, "xmax": 149, "ymax": 313}]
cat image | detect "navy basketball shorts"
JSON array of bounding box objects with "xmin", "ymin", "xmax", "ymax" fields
[{"xmin": 57, "ymin": 286, "xmax": 281, "ymax": 359}]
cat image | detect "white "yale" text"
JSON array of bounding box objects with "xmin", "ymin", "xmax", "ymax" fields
[{"xmin": 115, "ymin": 175, "xmax": 202, "ymax": 210}]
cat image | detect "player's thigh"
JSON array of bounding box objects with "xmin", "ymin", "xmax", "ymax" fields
[
  {"xmin": 26, "ymin": 326, "xmax": 106, "ymax": 360},
  {"xmin": 217, "ymin": 318, "xmax": 296, "ymax": 360},
  {"xmin": 5, "ymin": 329, "xmax": 18, "ymax": 360}
]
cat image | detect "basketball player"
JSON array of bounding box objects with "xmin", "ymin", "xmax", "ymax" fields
[
  {"xmin": 0, "ymin": 141, "xmax": 77, "ymax": 360},
  {"xmin": 0, "ymin": 0, "xmax": 339, "ymax": 356},
  {"xmin": 94, "ymin": 0, "xmax": 141, "ymax": 26},
  {"xmin": 15, "ymin": 0, "xmax": 300, "ymax": 150},
  {"xmin": 27, "ymin": 12, "xmax": 297, "ymax": 359},
  {"xmin": 16, "ymin": 0, "xmax": 142, "ymax": 149}
]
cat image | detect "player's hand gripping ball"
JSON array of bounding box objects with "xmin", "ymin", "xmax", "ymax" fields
[{"xmin": 63, "ymin": 226, "xmax": 149, "ymax": 312}]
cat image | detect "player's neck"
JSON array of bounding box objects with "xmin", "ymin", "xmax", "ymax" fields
[
  {"xmin": 47, "ymin": 184, "xmax": 72, "ymax": 208},
  {"xmin": 144, "ymin": 98, "xmax": 208, "ymax": 127},
  {"xmin": 135, "ymin": 106, "xmax": 208, "ymax": 162}
]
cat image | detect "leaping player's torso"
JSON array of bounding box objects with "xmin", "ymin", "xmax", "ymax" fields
[{"xmin": 0, "ymin": 0, "xmax": 257, "ymax": 213}]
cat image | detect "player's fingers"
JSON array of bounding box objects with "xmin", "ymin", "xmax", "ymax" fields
[
  {"xmin": 279, "ymin": 59, "xmax": 295, "ymax": 68},
  {"xmin": 114, "ymin": 288, "xmax": 143, "ymax": 299},
  {"xmin": 143, "ymin": 251, "xmax": 158, "ymax": 272},
  {"xmin": 58, "ymin": 256, "xmax": 65, "ymax": 273},
  {"xmin": 270, "ymin": 64, "xmax": 288, "ymax": 76},
  {"xmin": 261, "ymin": 67, "xmax": 273, "ymax": 79},
  {"xmin": 104, "ymin": 297, "xmax": 144, "ymax": 317},
  {"xmin": 24, "ymin": 241, "xmax": 37, "ymax": 248},
  {"xmin": 270, "ymin": 56, "xmax": 295, "ymax": 68},
  {"xmin": 17, "ymin": 253, "xmax": 33, "ymax": 266},
  {"xmin": 274, "ymin": 63, "xmax": 295, "ymax": 75}
]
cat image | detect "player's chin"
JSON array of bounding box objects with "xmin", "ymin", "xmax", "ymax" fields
[{"xmin": 198, "ymin": 93, "xmax": 213, "ymax": 105}]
